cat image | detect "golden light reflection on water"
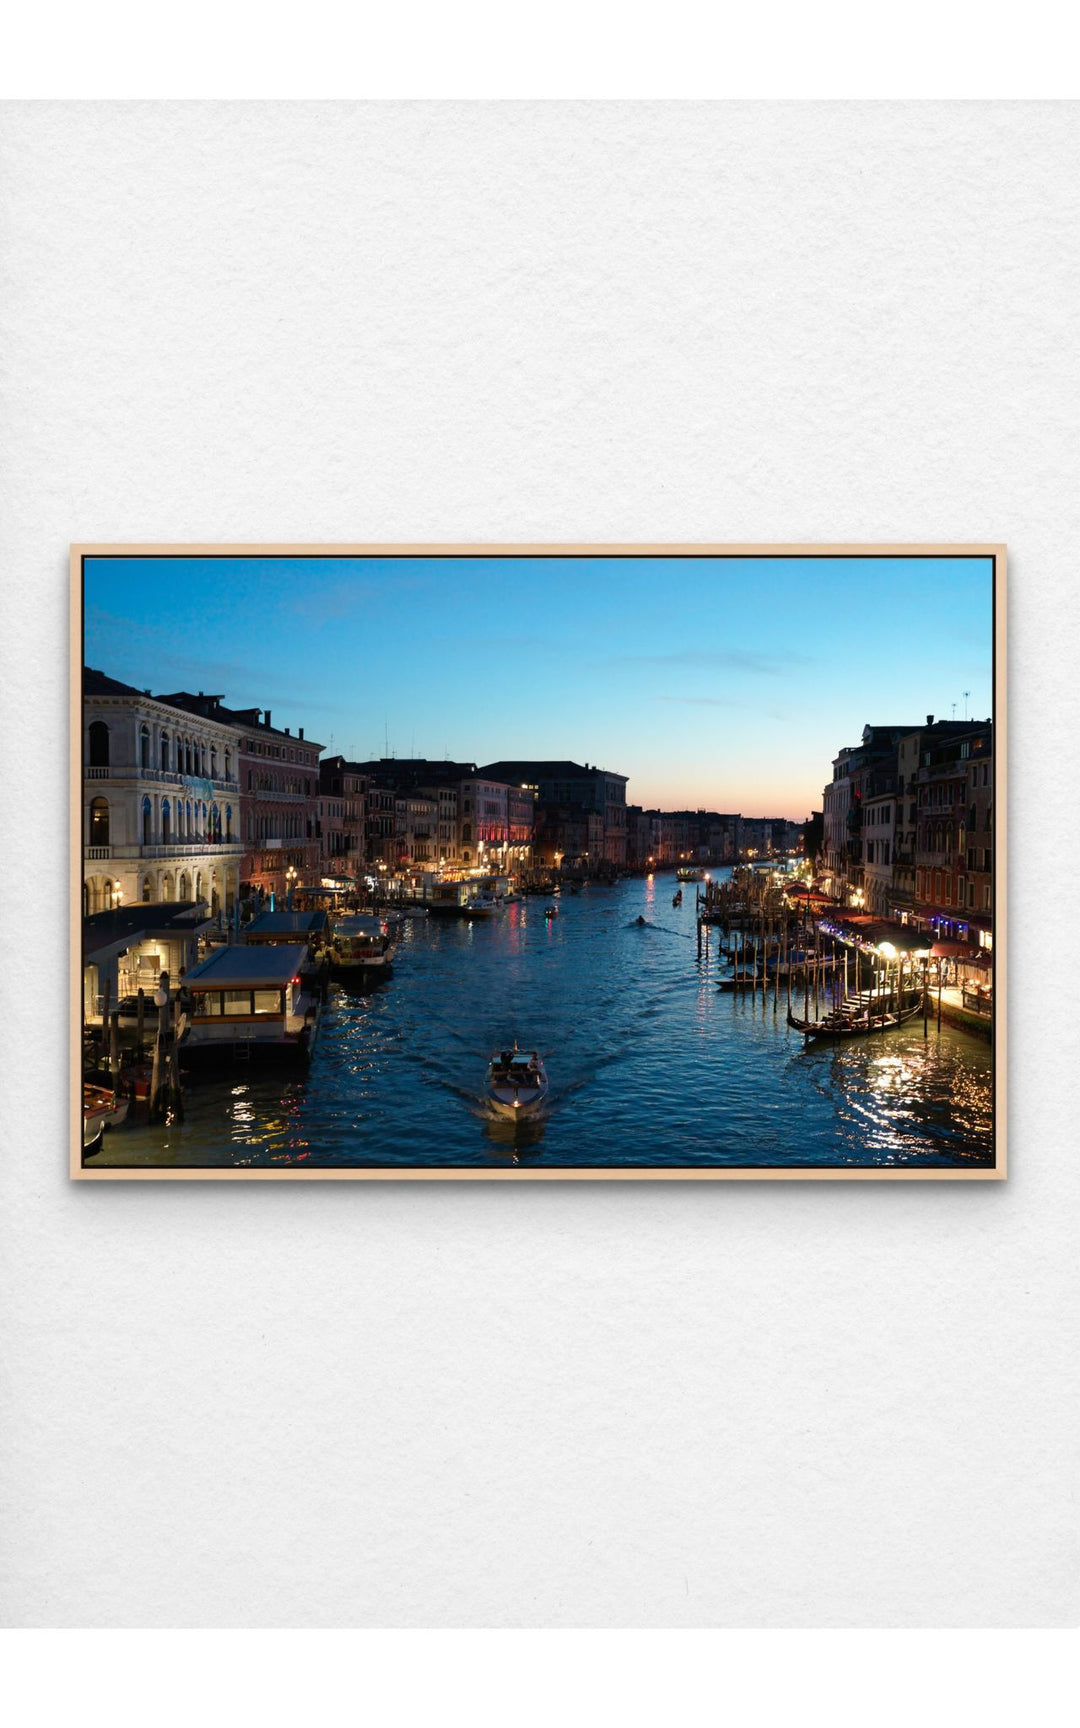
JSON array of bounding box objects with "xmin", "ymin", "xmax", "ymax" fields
[{"xmin": 100, "ymin": 878, "xmax": 994, "ymax": 1170}]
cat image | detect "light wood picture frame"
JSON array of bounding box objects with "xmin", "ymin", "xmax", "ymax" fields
[{"xmin": 72, "ymin": 544, "xmax": 1005, "ymax": 1181}]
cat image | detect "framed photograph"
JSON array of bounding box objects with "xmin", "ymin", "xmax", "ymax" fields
[{"xmin": 72, "ymin": 544, "xmax": 1004, "ymax": 1180}]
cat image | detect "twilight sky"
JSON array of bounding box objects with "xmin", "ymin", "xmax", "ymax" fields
[{"xmin": 84, "ymin": 554, "xmax": 994, "ymax": 818}]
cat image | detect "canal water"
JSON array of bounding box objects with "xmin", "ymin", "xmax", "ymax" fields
[{"xmin": 96, "ymin": 874, "xmax": 994, "ymax": 1171}]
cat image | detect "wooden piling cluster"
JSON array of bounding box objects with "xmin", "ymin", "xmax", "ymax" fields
[{"xmin": 148, "ymin": 970, "xmax": 183, "ymax": 1124}]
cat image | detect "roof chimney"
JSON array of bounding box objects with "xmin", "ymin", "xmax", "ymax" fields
[
  {"xmin": 926, "ymin": 714, "xmax": 934, "ymax": 726},
  {"xmin": 298, "ymin": 727, "xmax": 304, "ymax": 740},
  {"xmin": 263, "ymin": 710, "xmax": 271, "ymax": 728},
  {"xmin": 284, "ymin": 726, "xmax": 290, "ymax": 735}
]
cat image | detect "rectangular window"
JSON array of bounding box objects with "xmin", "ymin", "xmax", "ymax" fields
[
  {"xmin": 222, "ymin": 990, "xmax": 254, "ymax": 1016},
  {"xmin": 196, "ymin": 993, "xmax": 223, "ymax": 1016},
  {"xmin": 253, "ymin": 990, "xmax": 282, "ymax": 1014}
]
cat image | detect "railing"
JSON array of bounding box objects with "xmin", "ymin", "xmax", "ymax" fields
[
  {"xmin": 81, "ymin": 766, "xmax": 239, "ymax": 791},
  {"xmin": 91, "ymin": 841, "xmax": 247, "ymax": 860}
]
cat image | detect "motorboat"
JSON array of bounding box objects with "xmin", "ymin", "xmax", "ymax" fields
[
  {"xmin": 176, "ymin": 943, "xmax": 322, "ymax": 1061},
  {"xmin": 675, "ymin": 866, "xmax": 703, "ymax": 882},
  {"xmin": 462, "ymin": 891, "xmax": 499, "ymax": 919},
  {"xmin": 487, "ymin": 1046, "xmax": 549, "ymax": 1116},
  {"xmin": 544, "ymin": 904, "xmax": 558, "ymax": 918}
]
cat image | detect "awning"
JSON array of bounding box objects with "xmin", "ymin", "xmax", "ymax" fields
[{"xmin": 932, "ymin": 941, "xmax": 991, "ymax": 966}]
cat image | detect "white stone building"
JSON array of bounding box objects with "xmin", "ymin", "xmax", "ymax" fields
[{"xmin": 83, "ymin": 669, "xmax": 246, "ymax": 915}]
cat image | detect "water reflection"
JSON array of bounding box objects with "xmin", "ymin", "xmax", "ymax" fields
[{"xmin": 98, "ymin": 875, "xmax": 994, "ymax": 1170}]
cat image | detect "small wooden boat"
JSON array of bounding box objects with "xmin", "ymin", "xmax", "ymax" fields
[
  {"xmin": 487, "ymin": 1046, "xmax": 548, "ymax": 1116},
  {"xmin": 672, "ymin": 890, "xmax": 683, "ymax": 907},
  {"xmin": 83, "ymin": 1080, "xmax": 128, "ymax": 1153}
]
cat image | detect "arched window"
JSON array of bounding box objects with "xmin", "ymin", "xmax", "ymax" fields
[
  {"xmin": 178, "ymin": 872, "xmax": 190, "ymax": 901},
  {"xmin": 88, "ymin": 720, "xmax": 109, "ymax": 767},
  {"xmin": 160, "ymin": 731, "xmax": 170, "ymax": 771},
  {"xmin": 224, "ymin": 751, "xmax": 231, "ymax": 780},
  {"xmin": 210, "ymin": 746, "xmax": 218, "ymax": 779},
  {"xmin": 89, "ymin": 797, "xmax": 110, "ymax": 846},
  {"xmin": 142, "ymin": 796, "xmax": 152, "ymax": 846},
  {"xmin": 212, "ymin": 803, "xmax": 221, "ymax": 843},
  {"xmin": 140, "ymin": 725, "xmax": 151, "ymax": 769},
  {"xmin": 185, "ymin": 740, "xmax": 193, "ymax": 774},
  {"xmin": 225, "ymin": 805, "xmax": 233, "ymax": 842},
  {"xmin": 141, "ymin": 876, "xmax": 152, "ymax": 902},
  {"xmin": 161, "ymin": 799, "xmax": 171, "ymax": 845}
]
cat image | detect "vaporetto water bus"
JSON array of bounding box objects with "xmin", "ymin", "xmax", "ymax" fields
[
  {"xmin": 176, "ymin": 943, "xmax": 322, "ymax": 1062},
  {"xmin": 318, "ymin": 914, "xmax": 395, "ymax": 982}
]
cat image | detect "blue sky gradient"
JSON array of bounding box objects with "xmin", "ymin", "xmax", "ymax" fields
[{"xmin": 85, "ymin": 555, "xmax": 993, "ymax": 816}]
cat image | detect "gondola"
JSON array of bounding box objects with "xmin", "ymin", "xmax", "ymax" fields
[{"xmin": 786, "ymin": 997, "xmax": 923, "ymax": 1041}]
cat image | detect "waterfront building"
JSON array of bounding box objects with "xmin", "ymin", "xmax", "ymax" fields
[
  {"xmin": 862, "ymin": 780, "xmax": 898, "ymax": 918},
  {"xmin": 394, "ymin": 792, "xmax": 440, "ymax": 869},
  {"xmin": 83, "ymin": 670, "xmax": 246, "ymax": 915},
  {"xmin": 821, "ymin": 746, "xmax": 855, "ymax": 897},
  {"xmin": 533, "ymin": 804, "xmax": 605, "ymax": 872},
  {"xmin": 821, "ymin": 725, "xmax": 916, "ymax": 905},
  {"xmin": 157, "ymin": 693, "xmax": 324, "ymax": 903},
  {"xmin": 457, "ymin": 775, "xmax": 533, "ymax": 873},
  {"xmin": 912, "ymin": 719, "xmax": 993, "ymax": 947},
  {"xmin": 477, "ymin": 760, "xmax": 628, "ymax": 866},
  {"xmin": 317, "ymin": 756, "xmax": 368, "ymax": 886},
  {"xmin": 82, "ymin": 900, "xmax": 217, "ymax": 1021}
]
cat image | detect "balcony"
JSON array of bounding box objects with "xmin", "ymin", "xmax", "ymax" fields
[
  {"xmin": 82, "ymin": 765, "xmax": 239, "ymax": 792},
  {"xmin": 86, "ymin": 841, "xmax": 246, "ymax": 861}
]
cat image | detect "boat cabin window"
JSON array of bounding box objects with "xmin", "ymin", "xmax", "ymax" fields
[{"xmin": 191, "ymin": 987, "xmax": 286, "ymax": 1017}]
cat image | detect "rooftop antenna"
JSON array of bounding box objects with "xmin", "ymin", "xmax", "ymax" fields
[
  {"xmin": 951, "ymin": 702, "xmax": 957, "ymax": 720},
  {"xmin": 963, "ymin": 690, "xmax": 970, "ymax": 720},
  {"xmin": 384, "ymin": 718, "xmax": 389, "ymax": 758}
]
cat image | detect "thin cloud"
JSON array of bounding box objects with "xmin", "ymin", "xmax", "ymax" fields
[
  {"xmin": 654, "ymin": 695, "xmax": 740, "ymax": 708},
  {"xmin": 607, "ymin": 649, "xmax": 814, "ymax": 676}
]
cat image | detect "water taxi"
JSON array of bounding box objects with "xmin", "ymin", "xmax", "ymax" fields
[
  {"xmin": 176, "ymin": 943, "xmax": 321, "ymax": 1061},
  {"xmin": 675, "ymin": 866, "xmax": 703, "ymax": 882},
  {"xmin": 487, "ymin": 1047, "xmax": 549, "ymax": 1116}
]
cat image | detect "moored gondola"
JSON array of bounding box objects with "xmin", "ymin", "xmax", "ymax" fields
[{"xmin": 786, "ymin": 994, "xmax": 923, "ymax": 1040}]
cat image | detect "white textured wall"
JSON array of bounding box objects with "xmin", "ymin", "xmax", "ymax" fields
[{"xmin": 1, "ymin": 102, "xmax": 1077, "ymax": 1628}]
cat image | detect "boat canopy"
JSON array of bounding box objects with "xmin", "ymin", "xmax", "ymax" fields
[
  {"xmin": 182, "ymin": 943, "xmax": 310, "ymax": 990},
  {"xmin": 245, "ymin": 911, "xmax": 328, "ymax": 939},
  {"xmin": 334, "ymin": 915, "xmax": 385, "ymax": 936}
]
